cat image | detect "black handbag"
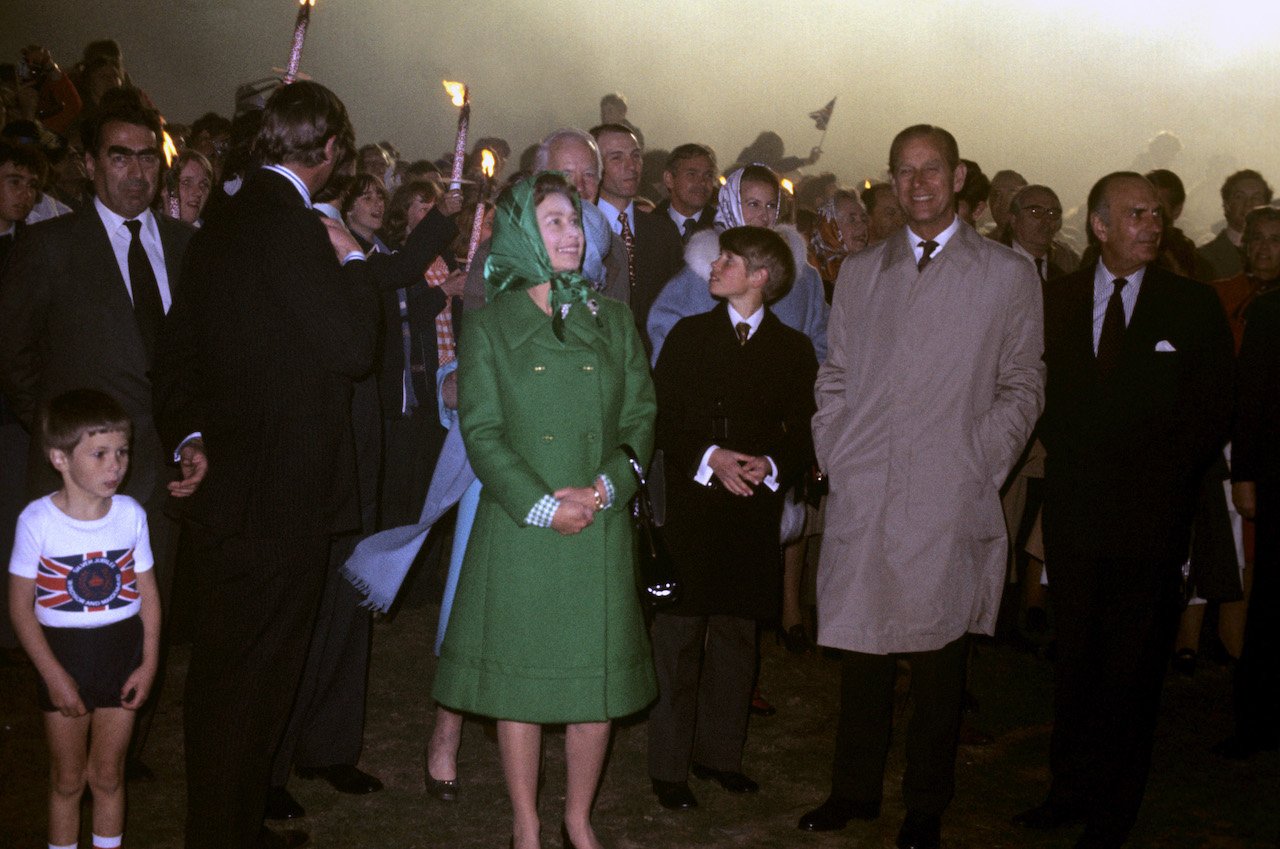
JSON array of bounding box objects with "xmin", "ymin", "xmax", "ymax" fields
[{"xmin": 620, "ymin": 444, "xmax": 679, "ymax": 607}]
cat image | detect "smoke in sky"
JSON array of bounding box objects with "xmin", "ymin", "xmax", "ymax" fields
[{"xmin": 7, "ymin": 0, "xmax": 1280, "ymax": 240}]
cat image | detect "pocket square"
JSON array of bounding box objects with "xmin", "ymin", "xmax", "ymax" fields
[{"xmin": 1155, "ymin": 340, "xmax": 1177, "ymax": 352}]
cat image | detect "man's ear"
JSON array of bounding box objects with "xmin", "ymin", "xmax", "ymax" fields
[
  {"xmin": 662, "ymin": 171, "xmax": 675, "ymax": 194},
  {"xmin": 1090, "ymin": 211, "xmax": 1108, "ymax": 246},
  {"xmin": 322, "ymin": 135, "xmax": 338, "ymax": 166}
]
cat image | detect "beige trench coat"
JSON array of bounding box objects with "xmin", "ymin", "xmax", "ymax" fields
[{"xmin": 813, "ymin": 223, "xmax": 1045, "ymax": 654}]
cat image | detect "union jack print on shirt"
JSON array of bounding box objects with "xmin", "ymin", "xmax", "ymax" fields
[{"xmin": 35, "ymin": 549, "xmax": 138, "ymax": 613}]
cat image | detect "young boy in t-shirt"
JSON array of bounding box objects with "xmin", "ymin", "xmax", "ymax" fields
[{"xmin": 8, "ymin": 389, "xmax": 159, "ymax": 849}]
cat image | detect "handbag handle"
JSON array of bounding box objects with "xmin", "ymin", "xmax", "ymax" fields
[{"xmin": 620, "ymin": 443, "xmax": 657, "ymax": 525}]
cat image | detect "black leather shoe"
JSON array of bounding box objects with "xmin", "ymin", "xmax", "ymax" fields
[
  {"xmin": 896, "ymin": 811, "xmax": 941, "ymax": 849},
  {"xmin": 797, "ymin": 795, "xmax": 881, "ymax": 831},
  {"xmin": 256, "ymin": 826, "xmax": 311, "ymax": 849},
  {"xmin": 651, "ymin": 778, "xmax": 698, "ymax": 810},
  {"xmin": 1011, "ymin": 798, "xmax": 1086, "ymax": 830},
  {"xmin": 296, "ymin": 763, "xmax": 383, "ymax": 794},
  {"xmin": 690, "ymin": 763, "xmax": 759, "ymax": 794},
  {"xmin": 264, "ymin": 786, "xmax": 306, "ymax": 820}
]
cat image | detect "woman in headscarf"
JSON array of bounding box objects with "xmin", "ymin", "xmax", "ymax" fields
[
  {"xmin": 432, "ymin": 172, "xmax": 656, "ymax": 849},
  {"xmin": 809, "ymin": 189, "xmax": 869, "ymax": 301}
]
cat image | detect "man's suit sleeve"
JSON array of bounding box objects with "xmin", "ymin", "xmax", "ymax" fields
[
  {"xmin": 363, "ymin": 206, "xmax": 457, "ymax": 298},
  {"xmin": 0, "ymin": 230, "xmax": 52, "ymax": 427},
  {"xmin": 974, "ymin": 259, "xmax": 1045, "ymax": 487},
  {"xmin": 1174, "ymin": 283, "xmax": 1235, "ymax": 473},
  {"xmin": 601, "ymin": 231, "xmax": 630, "ymax": 305}
]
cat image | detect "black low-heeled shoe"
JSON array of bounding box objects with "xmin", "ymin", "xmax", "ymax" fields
[
  {"xmin": 782, "ymin": 624, "xmax": 811, "ymax": 654},
  {"xmin": 426, "ymin": 774, "xmax": 459, "ymax": 802}
]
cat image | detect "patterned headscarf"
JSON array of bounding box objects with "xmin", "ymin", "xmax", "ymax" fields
[
  {"xmin": 809, "ymin": 198, "xmax": 849, "ymax": 284},
  {"xmin": 484, "ymin": 173, "xmax": 598, "ymax": 340},
  {"xmin": 713, "ymin": 163, "xmax": 778, "ymax": 233}
]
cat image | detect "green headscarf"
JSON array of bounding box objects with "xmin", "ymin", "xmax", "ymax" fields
[{"xmin": 484, "ymin": 172, "xmax": 598, "ymax": 340}]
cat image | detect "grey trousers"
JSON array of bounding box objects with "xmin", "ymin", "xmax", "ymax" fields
[{"xmin": 647, "ymin": 612, "xmax": 755, "ymax": 782}]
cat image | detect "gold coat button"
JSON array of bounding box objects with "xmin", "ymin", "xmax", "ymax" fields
[{"xmin": 542, "ymin": 434, "xmax": 555, "ymax": 442}]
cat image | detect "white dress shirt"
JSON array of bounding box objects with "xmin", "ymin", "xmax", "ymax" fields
[
  {"xmin": 907, "ymin": 214, "xmax": 962, "ymax": 265},
  {"xmin": 1092, "ymin": 261, "xmax": 1146, "ymax": 352},
  {"xmin": 597, "ymin": 197, "xmax": 635, "ymax": 236},
  {"xmin": 94, "ymin": 197, "xmax": 172, "ymax": 312}
]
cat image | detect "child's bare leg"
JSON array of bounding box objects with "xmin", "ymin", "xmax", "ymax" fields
[
  {"xmin": 86, "ymin": 706, "xmax": 137, "ymax": 839},
  {"xmin": 44, "ymin": 711, "xmax": 91, "ymax": 846}
]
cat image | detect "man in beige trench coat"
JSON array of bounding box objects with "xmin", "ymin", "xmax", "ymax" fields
[{"xmin": 799, "ymin": 125, "xmax": 1045, "ymax": 849}]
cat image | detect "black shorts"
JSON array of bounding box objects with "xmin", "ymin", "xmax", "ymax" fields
[{"xmin": 36, "ymin": 615, "xmax": 144, "ymax": 712}]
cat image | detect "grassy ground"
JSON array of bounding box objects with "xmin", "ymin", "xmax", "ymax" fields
[{"xmin": 1, "ymin": 600, "xmax": 1275, "ymax": 848}]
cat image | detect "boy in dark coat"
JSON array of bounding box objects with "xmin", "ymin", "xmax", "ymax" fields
[{"xmin": 647, "ymin": 226, "xmax": 818, "ymax": 809}]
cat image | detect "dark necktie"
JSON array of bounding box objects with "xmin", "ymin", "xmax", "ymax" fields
[
  {"xmin": 683, "ymin": 217, "xmax": 698, "ymax": 242},
  {"xmin": 1096, "ymin": 277, "xmax": 1128, "ymax": 377},
  {"xmin": 917, "ymin": 239, "xmax": 938, "ymax": 272},
  {"xmin": 735, "ymin": 321, "xmax": 751, "ymax": 346},
  {"xmin": 1035, "ymin": 257, "xmax": 1046, "ymax": 283},
  {"xmin": 125, "ymin": 220, "xmax": 165, "ymax": 364},
  {"xmin": 618, "ymin": 211, "xmax": 636, "ymax": 290}
]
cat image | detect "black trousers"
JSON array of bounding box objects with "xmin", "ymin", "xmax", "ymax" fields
[
  {"xmin": 183, "ymin": 528, "xmax": 329, "ymax": 849},
  {"xmin": 270, "ymin": 534, "xmax": 372, "ymax": 785},
  {"xmin": 647, "ymin": 612, "xmax": 756, "ymax": 781},
  {"xmin": 829, "ymin": 633, "xmax": 968, "ymax": 816},
  {"xmin": 1233, "ymin": 512, "xmax": 1278, "ymax": 744},
  {"xmin": 1043, "ymin": 551, "xmax": 1184, "ymax": 844}
]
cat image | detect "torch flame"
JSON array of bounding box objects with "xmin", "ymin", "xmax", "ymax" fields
[
  {"xmin": 780, "ymin": 178, "xmax": 795, "ymax": 195},
  {"xmin": 864, "ymin": 179, "xmax": 872, "ymax": 190},
  {"xmin": 442, "ymin": 80, "xmax": 467, "ymax": 108},
  {"xmin": 718, "ymin": 175, "xmax": 727, "ymax": 186},
  {"xmin": 300, "ymin": 0, "xmax": 315, "ymax": 7},
  {"xmin": 162, "ymin": 131, "xmax": 179, "ymax": 168},
  {"xmin": 480, "ymin": 149, "xmax": 496, "ymax": 179}
]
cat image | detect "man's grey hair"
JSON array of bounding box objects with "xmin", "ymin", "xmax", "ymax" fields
[
  {"xmin": 1009, "ymin": 184, "xmax": 1060, "ymax": 216},
  {"xmin": 534, "ymin": 128, "xmax": 602, "ymax": 176}
]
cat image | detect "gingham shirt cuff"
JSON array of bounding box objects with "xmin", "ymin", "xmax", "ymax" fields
[{"xmin": 525, "ymin": 495, "xmax": 561, "ymax": 528}]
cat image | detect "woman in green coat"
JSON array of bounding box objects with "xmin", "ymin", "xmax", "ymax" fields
[{"xmin": 432, "ymin": 173, "xmax": 656, "ymax": 849}]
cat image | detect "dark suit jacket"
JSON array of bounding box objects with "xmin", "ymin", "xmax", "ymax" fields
[
  {"xmin": 153, "ymin": 169, "xmax": 381, "ymax": 538},
  {"xmin": 0, "ymin": 206, "xmax": 193, "ymax": 503},
  {"xmin": 654, "ymin": 303, "xmax": 817, "ymax": 619},
  {"xmin": 654, "ymin": 200, "xmax": 714, "ymax": 242},
  {"xmin": 1234, "ymin": 290, "xmax": 1280, "ymax": 497},
  {"xmin": 1040, "ymin": 263, "xmax": 1235, "ymax": 564},
  {"xmin": 630, "ymin": 208, "xmax": 685, "ymax": 337}
]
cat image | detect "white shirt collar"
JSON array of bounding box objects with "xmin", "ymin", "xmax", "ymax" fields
[
  {"xmin": 907, "ymin": 213, "xmax": 962, "ymax": 261},
  {"xmin": 262, "ymin": 164, "xmax": 313, "ymax": 208},
  {"xmin": 1095, "ymin": 260, "xmax": 1147, "ymax": 289},
  {"xmin": 0, "ymin": 222, "xmax": 15, "ymax": 237},
  {"xmin": 728, "ymin": 303, "xmax": 764, "ymax": 339},
  {"xmin": 597, "ymin": 197, "xmax": 633, "ymax": 233},
  {"xmin": 93, "ymin": 195, "xmax": 156, "ymax": 237}
]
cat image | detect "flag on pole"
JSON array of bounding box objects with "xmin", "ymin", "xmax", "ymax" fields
[{"xmin": 809, "ymin": 98, "xmax": 836, "ymax": 131}]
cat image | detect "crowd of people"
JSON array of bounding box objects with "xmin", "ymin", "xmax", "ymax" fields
[{"xmin": 1, "ymin": 37, "xmax": 1277, "ymax": 849}]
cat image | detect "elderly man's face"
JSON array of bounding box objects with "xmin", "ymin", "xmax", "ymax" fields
[
  {"xmin": 547, "ymin": 138, "xmax": 600, "ymax": 203},
  {"xmin": 891, "ymin": 135, "xmax": 965, "ymax": 240},
  {"xmin": 1093, "ymin": 177, "xmax": 1162, "ymax": 277},
  {"xmin": 85, "ymin": 120, "xmax": 161, "ymax": 219},
  {"xmin": 1011, "ymin": 188, "xmax": 1063, "ymax": 258}
]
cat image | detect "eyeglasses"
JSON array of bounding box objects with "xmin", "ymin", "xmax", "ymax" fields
[
  {"xmin": 1021, "ymin": 205, "xmax": 1062, "ymax": 221},
  {"xmin": 103, "ymin": 145, "xmax": 161, "ymax": 169}
]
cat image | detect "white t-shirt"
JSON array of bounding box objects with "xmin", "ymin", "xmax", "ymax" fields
[{"xmin": 8, "ymin": 495, "xmax": 153, "ymax": 629}]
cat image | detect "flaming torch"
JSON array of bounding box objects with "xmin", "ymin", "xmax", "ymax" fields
[
  {"xmin": 465, "ymin": 149, "xmax": 496, "ymax": 271},
  {"xmin": 284, "ymin": 0, "xmax": 315, "ymax": 85},
  {"xmin": 443, "ymin": 80, "xmax": 469, "ymax": 191},
  {"xmin": 163, "ymin": 131, "xmax": 181, "ymax": 219}
]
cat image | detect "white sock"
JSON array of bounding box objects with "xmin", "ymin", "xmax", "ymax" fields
[
  {"xmin": 92, "ymin": 835, "xmax": 122, "ymax": 849},
  {"xmin": 49, "ymin": 842, "xmax": 77, "ymax": 849}
]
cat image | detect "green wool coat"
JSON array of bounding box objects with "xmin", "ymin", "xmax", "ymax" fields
[{"xmin": 432, "ymin": 291, "xmax": 658, "ymax": 723}]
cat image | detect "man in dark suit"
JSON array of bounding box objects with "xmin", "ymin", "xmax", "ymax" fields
[
  {"xmin": 1003, "ymin": 184, "xmax": 1068, "ymax": 281},
  {"xmin": 1198, "ymin": 170, "xmax": 1272, "ymax": 281},
  {"xmin": 0, "ymin": 91, "xmax": 195, "ymax": 769},
  {"xmin": 590, "ymin": 123, "xmax": 684, "ymax": 339},
  {"xmin": 1015, "ymin": 172, "xmax": 1234, "ymax": 849},
  {"xmin": 657, "ymin": 143, "xmax": 718, "ymax": 243},
  {"xmin": 153, "ymin": 80, "xmax": 380, "ymax": 849}
]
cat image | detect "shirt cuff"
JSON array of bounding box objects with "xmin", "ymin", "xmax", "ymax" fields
[
  {"xmin": 173, "ymin": 432, "xmax": 202, "ymax": 463},
  {"xmin": 525, "ymin": 494, "xmax": 561, "ymax": 528},
  {"xmin": 341, "ymin": 251, "xmax": 366, "ymax": 266},
  {"xmin": 762, "ymin": 456, "xmax": 779, "ymax": 492},
  {"xmin": 597, "ymin": 474, "xmax": 615, "ymax": 510},
  {"xmin": 694, "ymin": 445, "xmax": 719, "ymax": 486}
]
